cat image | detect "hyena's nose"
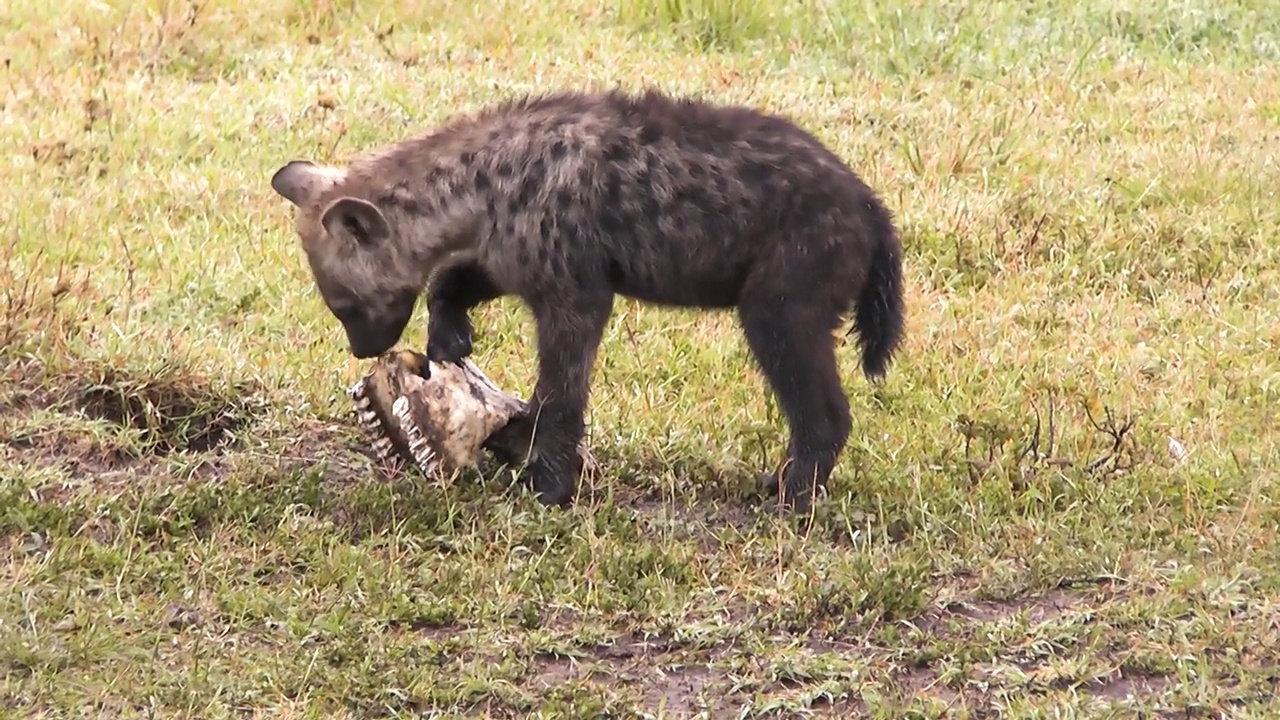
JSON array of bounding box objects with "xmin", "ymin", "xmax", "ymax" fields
[{"xmin": 347, "ymin": 333, "xmax": 392, "ymax": 359}]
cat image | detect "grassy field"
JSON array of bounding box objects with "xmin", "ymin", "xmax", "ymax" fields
[{"xmin": 3, "ymin": 0, "xmax": 1279, "ymax": 716}]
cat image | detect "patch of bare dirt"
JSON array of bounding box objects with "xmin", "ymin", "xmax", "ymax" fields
[
  {"xmin": 897, "ymin": 580, "xmax": 1184, "ymax": 713},
  {"xmin": 518, "ymin": 626, "xmax": 890, "ymax": 718},
  {"xmin": 4, "ymin": 430, "xmax": 138, "ymax": 475},
  {"xmin": 923, "ymin": 575, "xmax": 1126, "ymax": 629},
  {"xmin": 3, "ymin": 356, "xmax": 268, "ymax": 458},
  {"xmin": 528, "ymin": 641, "xmax": 725, "ymax": 718},
  {"xmin": 897, "ymin": 665, "xmax": 961, "ymax": 706},
  {"xmin": 943, "ymin": 587, "xmax": 1088, "ymax": 625},
  {"xmin": 1085, "ymin": 668, "xmax": 1172, "ymax": 701}
]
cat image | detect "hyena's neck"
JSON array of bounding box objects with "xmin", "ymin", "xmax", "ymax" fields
[
  {"xmin": 394, "ymin": 183, "xmax": 484, "ymax": 289},
  {"xmin": 358, "ymin": 132, "xmax": 488, "ymax": 287}
]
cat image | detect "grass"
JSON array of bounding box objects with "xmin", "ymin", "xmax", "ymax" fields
[{"xmin": 2, "ymin": 0, "xmax": 1279, "ymax": 716}]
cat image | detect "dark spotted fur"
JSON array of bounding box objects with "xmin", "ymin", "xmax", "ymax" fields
[{"xmin": 270, "ymin": 87, "xmax": 905, "ymax": 513}]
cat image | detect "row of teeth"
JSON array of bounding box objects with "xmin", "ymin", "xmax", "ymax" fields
[
  {"xmin": 347, "ymin": 378, "xmax": 403, "ymax": 466},
  {"xmin": 392, "ymin": 397, "xmax": 440, "ymax": 475},
  {"xmin": 346, "ymin": 376, "xmax": 444, "ymax": 477}
]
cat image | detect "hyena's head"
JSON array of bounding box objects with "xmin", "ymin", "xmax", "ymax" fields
[{"xmin": 270, "ymin": 159, "xmax": 420, "ymax": 359}]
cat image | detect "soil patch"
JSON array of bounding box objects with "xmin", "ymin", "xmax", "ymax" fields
[{"xmin": 3, "ymin": 357, "xmax": 267, "ymax": 457}]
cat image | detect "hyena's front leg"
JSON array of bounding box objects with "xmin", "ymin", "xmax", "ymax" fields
[
  {"xmin": 426, "ymin": 264, "xmax": 504, "ymax": 364},
  {"xmin": 515, "ymin": 290, "xmax": 614, "ymax": 507}
]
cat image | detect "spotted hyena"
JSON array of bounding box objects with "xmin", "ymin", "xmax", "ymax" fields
[{"xmin": 269, "ymin": 87, "xmax": 905, "ymax": 513}]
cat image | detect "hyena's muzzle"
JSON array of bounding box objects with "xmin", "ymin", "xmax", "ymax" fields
[{"xmin": 337, "ymin": 291, "xmax": 419, "ymax": 359}]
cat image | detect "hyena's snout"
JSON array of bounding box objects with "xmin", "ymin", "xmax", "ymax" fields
[
  {"xmin": 345, "ymin": 324, "xmax": 401, "ymax": 359},
  {"xmin": 341, "ymin": 293, "xmax": 418, "ymax": 359}
]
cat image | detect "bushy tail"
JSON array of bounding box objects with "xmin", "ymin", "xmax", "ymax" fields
[{"xmin": 853, "ymin": 203, "xmax": 905, "ymax": 380}]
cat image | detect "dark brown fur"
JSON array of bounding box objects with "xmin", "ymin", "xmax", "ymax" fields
[{"xmin": 270, "ymin": 87, "xmax": 905, "ymax": 513}]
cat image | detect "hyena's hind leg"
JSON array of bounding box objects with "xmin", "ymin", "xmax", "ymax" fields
[
  {"xmin": 426, "ymin": 264, "xmax": 505, "ymax": 363},
  {"xmin": 737, "ymin": 291, "xmax": 853, "ymax": 514}
]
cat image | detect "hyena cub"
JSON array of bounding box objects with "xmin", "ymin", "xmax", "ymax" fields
[{"xmin": 270, "ymin": 87, "xmax": 905, "ymax": 513}]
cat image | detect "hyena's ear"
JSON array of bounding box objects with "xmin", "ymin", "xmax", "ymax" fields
[
  {"xmin": 270, "ymin": 160, "xmax": 345, "ymax": 207},
  {"xmin": 321, "ymin": 197, "xmax": 391, "ymax": 247}
]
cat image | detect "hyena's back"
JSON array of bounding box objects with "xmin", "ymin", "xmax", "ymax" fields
[{"xmin": 366, "ymin": 87, "xmax": 904, "ymax": 375}]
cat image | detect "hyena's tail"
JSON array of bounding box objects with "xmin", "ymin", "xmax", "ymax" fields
[{"xmin": 852, "ymin": 201, "xmax": 905, "ymax": 380}]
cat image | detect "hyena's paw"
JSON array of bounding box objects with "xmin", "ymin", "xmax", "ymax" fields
[
  {"xmin": 521, "ymin": 455, "xmax": 578, "ymax": 508},
  {"xmin": 426, "ymin": 314, "xmax": 473, "ymax": 364},
  {"xmin": 756, "ymin": 467, "xmax": 820, "ymax": 515}
]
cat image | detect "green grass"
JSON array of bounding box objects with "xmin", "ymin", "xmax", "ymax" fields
[{"xmin": 3, "ymin": 0, "xmax": 1279, "ymax": 716}]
